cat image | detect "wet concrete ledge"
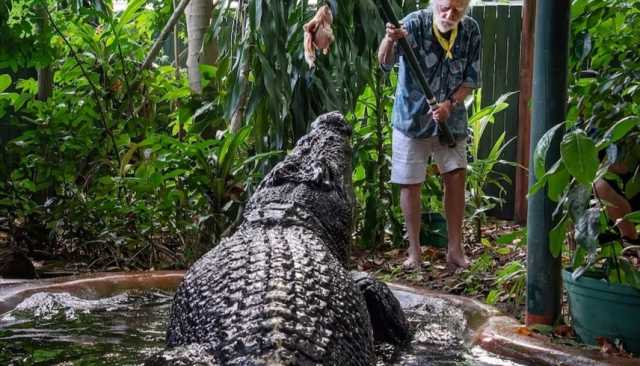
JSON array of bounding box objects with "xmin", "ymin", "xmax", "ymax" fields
[
  {"xmin": 0, "ymin": 271, "xmax": 184, "ymax": 315},
  {"xmin": 388, "ymin": 283, "xmax": 640, "ymax": 366},
  {"xmin": 1, "ymin": 272, "xmax": 639, "ymax": 366}
]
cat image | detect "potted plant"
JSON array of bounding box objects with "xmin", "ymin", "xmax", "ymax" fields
[{"xmin": 529, "ymin": 0, "xmax": 640, "ymax": 353}]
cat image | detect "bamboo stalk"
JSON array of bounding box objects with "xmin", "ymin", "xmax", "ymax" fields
[{"xmin": 141, "ymin": 0, "xmax": 192, "ymax": 70}]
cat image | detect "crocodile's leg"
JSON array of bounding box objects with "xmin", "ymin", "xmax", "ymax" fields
[{"xmin": 351, "ymin": 271, "xmax": 411, "ymax": 345}]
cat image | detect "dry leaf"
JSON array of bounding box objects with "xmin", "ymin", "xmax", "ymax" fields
[
  {"xmin": 596, "ymin": 336, "xmax": 616, "ymax": 354},
  {"xmin": 516, "ymin": 326, "xmax": 533, "ymax": 336},
  {"xmin": 553, "ymin": 325, "xmax": 574, "ymax": 338}
]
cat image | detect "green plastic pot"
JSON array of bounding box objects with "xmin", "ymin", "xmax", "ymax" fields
[
  {"xmin": 420, "ymin": 212, "xmax": 448, "ymax": 248},
  {"xmin": 562, "ymin": 268, "xmax": 640, "ymax": 354}
]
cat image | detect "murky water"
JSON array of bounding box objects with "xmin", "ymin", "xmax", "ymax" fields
[
  {"xmin": 0, "ymin": 290, "xmax": 522, "ymax": 366},
  {"xmin": 0, "ymin": 291, "xmax": 171, "ymax": 365}
]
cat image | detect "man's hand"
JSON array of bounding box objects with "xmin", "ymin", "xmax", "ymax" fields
[
  {"xmin": 378, "ymin": 23, "xmax": 407, "ymax": 65},
  {"xmin": 432, "ymin": 100, "xmax": 453, "ymax": 122},
  {"xmin": 385, "ymin": 22, "xmax": 408, "ymax": 41}
]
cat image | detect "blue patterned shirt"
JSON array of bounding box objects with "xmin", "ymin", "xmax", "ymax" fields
[{"xmin": 382, "ymin": 8, "xmax": 481, "ymax": 139}]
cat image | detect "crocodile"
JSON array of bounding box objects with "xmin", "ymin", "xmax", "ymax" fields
[{"xmin": 149, "ymin": 112, "xmax": 409, "ymax": 365}]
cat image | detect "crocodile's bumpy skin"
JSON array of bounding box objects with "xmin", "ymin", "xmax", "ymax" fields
[
  {"xmin": 351, "ymin": 272, "xmax": 410, "ymax": 345},
  {"xmin": 164, "ymin": 112, "xmax": 376, "ymax": 365}
]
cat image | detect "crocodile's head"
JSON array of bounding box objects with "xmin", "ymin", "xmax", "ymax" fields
[{"xmin": 244, "ymin": 111, "xmax": 354, "ymax": 265}]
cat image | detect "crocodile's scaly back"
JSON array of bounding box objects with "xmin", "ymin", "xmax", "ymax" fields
[
  {"xmin": 167, "ymin": 225, "xmax": 373, "ymax": 365},
  {"xmin": 245, "ymin": 111, "xmax": 354, "ymax": 265},
  {"xmin": 163, "ymin": 112, "xmax": 375, "ymax": 365}
]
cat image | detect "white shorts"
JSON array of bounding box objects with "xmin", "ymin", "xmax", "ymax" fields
[{"xmin": 391, "ymin": 128, "xmax": 467, "ymax": 185}]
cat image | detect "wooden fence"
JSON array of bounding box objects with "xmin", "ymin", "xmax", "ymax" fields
[{"xmin": 470, "ymin": 2, "xmax": 523, "ymax": 220}]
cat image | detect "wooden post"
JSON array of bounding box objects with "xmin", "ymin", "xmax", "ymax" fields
[{"xmin": 514, "ymin": 0, "xmax": 535, "ymax": 224}]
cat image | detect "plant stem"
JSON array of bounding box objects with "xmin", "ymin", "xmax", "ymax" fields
[{"xmin": 110, "ymin": 18, "xmax": 134, "ymax": 116}]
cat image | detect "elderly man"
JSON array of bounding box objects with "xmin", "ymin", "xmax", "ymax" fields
[{"xmin": 378, "ymin": 0, "xmax": 481, "ymax": 269}]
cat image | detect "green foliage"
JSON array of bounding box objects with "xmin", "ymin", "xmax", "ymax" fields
[
  {"xmin": 486, "ymin": 260, "xmax": 526, "ymax": 306},
  {"xmin": 0, "ymin": 1, "xmax": 274, "ymax": 267},
  {"xmin": 466, "ymin": 89, "xmax": 518, "ymax": 240},
  {"xmin": 0, "ymin": 0, "xmax": 405, "ymax": 267},
  {"xmin": 486, "ymin": 229, "xmax": 527, "ymax": 307},
  {"xmin": 0, "ymin": 0, "xmax": 55, "ymax": 70},
  {"xmin": 529, "ymin": 0, "xmax": 640, "ymax": 288},
  {"xmin": 350, "ymin": 68, "xmax": 403, "ymax": 249},
  {"xmin": 210, "ymin": 0, "xmax": 385, "ymax": 151}
]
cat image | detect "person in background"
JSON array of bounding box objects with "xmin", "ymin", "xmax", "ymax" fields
[
  {"xmin": 377, "ymin": 0, "xmax": 481, "ymax": 270},
  {"xmin": 594, "ymin": 142, "xmax": 640, "ymax": 245}
]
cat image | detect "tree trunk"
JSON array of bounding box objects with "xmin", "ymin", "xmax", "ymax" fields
[
  {"xmin": 142, "ymin": 0, "xmax": 192, "ymax": 71},
  {"xmin": 37, "ymin": 67, "xmax": 53, "ymax": 101},
  {"xmin": 36, "ymin": 6, "xmax": 53, "ymax": 101},
  {"xmin": 185, "ymin": 0, "xmax": 217, "ymax": 94}
]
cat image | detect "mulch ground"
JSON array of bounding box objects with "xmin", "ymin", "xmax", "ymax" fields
[{"xmin": 351, "ymin": 219, "xmax": 527, "ymax": 320}]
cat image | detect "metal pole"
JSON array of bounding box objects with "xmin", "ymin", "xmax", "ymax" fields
[{"xmin": 525, "ymin": 0, "xmax": 570, "ymax": 326}]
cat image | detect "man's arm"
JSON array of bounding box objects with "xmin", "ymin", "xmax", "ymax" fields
[{"xmin": 377, "ymin": 23, "xmax": 407, "ymax": 66}]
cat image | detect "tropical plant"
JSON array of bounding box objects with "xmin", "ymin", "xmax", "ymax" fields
[
  {"xmin": 530, "ymin": 0, "xmax": 640, "ymax": 289},
  {"xmin": 0, "ymin": 1, "xmax": 277, "ymax": 267},
  {"xmin": 486, "ymin": 228, "xmax": 527, "ymax": 307},
  {"xmin": 466, "ymin": 89, "xmax": 519, "ymax": 241},
  {"xmin": 350, "ymin": 66, "xmax": 403, "ymax": 249},
  {"xmin": 209, "ymin": 0, "xmax": 385, "ymax": 152}
]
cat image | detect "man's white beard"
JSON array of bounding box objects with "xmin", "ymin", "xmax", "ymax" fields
[{"xmin": 435, "ymin": 17, "xmax": 458, "ymax": 33}]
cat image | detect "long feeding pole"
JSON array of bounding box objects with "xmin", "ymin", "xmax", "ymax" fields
[{"xmin": 378, "ymin": 0, "xmax": 456, "ymax": 147}]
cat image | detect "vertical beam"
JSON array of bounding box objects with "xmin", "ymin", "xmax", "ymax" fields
[
  {"xmin": 514, "ymin": 0, "xmax": 535, "ymax": 224},
  {"xmin": 525, "ymin": 0, "xmax": 570, "ymax": 326}
]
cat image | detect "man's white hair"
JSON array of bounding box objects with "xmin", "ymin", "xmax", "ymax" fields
[{"xmin": 430, "ymin": 0, "xmax": 472, "ymax": 16}]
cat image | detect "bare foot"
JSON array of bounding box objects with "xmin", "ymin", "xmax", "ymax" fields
[
  {"xmin": 403, "ymin": 246, "xmax": 422, "ymax": 269},
  {"xmin": 402, "ymin": 257, "xmax": 421, "ymax": 269},
  {"xmin": 446, "ymin": 251, "xmax": 470, "ymax": 270}
]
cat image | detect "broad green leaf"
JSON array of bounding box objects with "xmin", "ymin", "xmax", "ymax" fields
[
  {"xmin": 624, "ymin": 210, "xmax": 640, "ymax": 223},
  {"xmin": 528, "ymin": 174, "xmax": 548, "ymax": 197},
  {"xmin": 219, "ymin": 127, "xmax": 251, "ymax": 179},
  {"xmin": 603, "ymin": 116, "xmax": 640, "ymax": 144},
  {"xmin": 547, "ymin": 162, "xmax": 570, "ymax": 202},
  {"xmin": 116, "ymin": 0, "xmax": 146, "ymax": 32},
  {"xmin": 0, "ymin": 74, "xmax": 11, "ymax": 92},
  {"xmin": 567, "ymin": 183, "xmax": 591, "ymax": 222},
  {"xmin": 533, "ymin": 123, "xmax": 563, "ymax": 179},
  {"xmin": 560, "ymin": 130, "xmax": 598, "ymax": 185},
  {"xmin": 163, "ymin": 169, "xmax": 187, "ymax": 180},
  {"xmin": 353, "ymin": 165, "xmax": 365, "ymax": 182},
  {"xmin": 549, "ymin": 215, "xmax": 568, "ymax": 258},
  {"xmin": 574, "ymin": 207, "xmax": 600, "ymax": 256},
  {"xmin": 496, "ymin": 247, "xmax": 511, "ymax": 255},
  {"xmin": 496, "ymin": 229, "xmax": 526, "ymax": 245}
]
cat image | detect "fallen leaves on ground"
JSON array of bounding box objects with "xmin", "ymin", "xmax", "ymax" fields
[
  {"xmin": 351, "ymin": 219, "xmax": 527, "ymax": 319},
  {"xmin": 553, "ymin": 325, "xmax": 574, "ymax": 338},
  {"xmin": 516, "ymin": 326, "xmax": 533, "ymax": 336}
]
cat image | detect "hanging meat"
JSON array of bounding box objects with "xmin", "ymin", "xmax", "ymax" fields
[{"xmin": 303, "ymin": 4, "xmax": 335, "ymax": 69}]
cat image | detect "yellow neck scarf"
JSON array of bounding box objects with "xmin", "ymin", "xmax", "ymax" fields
[{"xmin": 433, "ymin": 14, "xmax": 458, "ymax": 60}]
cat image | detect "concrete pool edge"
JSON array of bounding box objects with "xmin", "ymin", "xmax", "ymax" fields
[
  {"xmin": 0, "ymin": 270, "xmax": 185, "ymax": 315},
  {"xmin": 387, "ymin": 283, "xmax": 640, "ymax": 366},
  {"xmin": 2, "ymin": 272, "xmax": 638, "ymax": 365}
]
